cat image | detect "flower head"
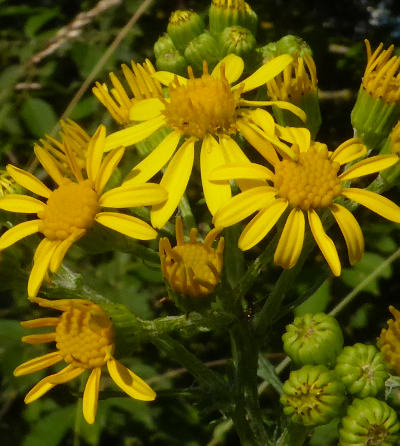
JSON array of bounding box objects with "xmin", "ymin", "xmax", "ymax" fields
[
  {"xmin": 379, "ymin": 306, "xmax": 400, "ymax": 374},
  {"xmin": 14, "ymin": 297, "xmax": 156, "ymax": 424},
  {"xmin": 93, "ymin": 59, "xmax": 163, "ymax": 125},
  {"xmin": 212, "ymin": 126, "xmax": 400, "ymax": 276},
  {"xmin": 0, "ymin": 125, "xmax": 167, "ymax": 297},
  {"xmin": 104, "ymin": 53, "xmax": 305, "ymax": 228},
  {"xmin": 159, "ymin": 217, "xmax": 224, "ymax": 302}
]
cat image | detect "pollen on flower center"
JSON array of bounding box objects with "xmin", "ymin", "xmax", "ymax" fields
[
  {"xmin": 38, "ymin": 179, "xmax": 99, "ymax": 240},
  {"xmin": 274, "ymin": 144, "xmax": 342, "ymax": 210},
  {"xmin": 55, "ymin": 305, "xmax": 115, "ymax": 368},
  {"xmin": 163, "ymin": 65, "xmax": 240, "ymax": 139}
]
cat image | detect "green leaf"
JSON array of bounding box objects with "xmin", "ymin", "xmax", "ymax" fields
[
  {"xmin": 20, "ymin": 97, "xmax": 58, "ymax": 137},
  {"xmin": 25, "ymin": 8, "xmax": 59, "ymax": 38},
  {"xmin": 257, "ymin": 354, "xmax": 282, "ymax": 394},
  {"xmin": 69, "ymin": 96, "xmax": 98, "ymax": 120},
  {"xmin": 295, "ymin": 280, "xmax": 330, "ymax": 316}
]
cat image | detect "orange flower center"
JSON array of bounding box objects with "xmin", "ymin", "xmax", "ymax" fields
[
  {"xmin": 38, "ymin": 179, "xmax": 99, "ymax": 240},
  {"xmin": 163, "ymin": 67, "xmax": 240, "ymax": 139},
  {"xmin": 55, "ymin": 304, "xmax": 114, "ymax": 368},
  {"xmin": 274, "ymin": 144, "xmax": 342, "ymax": 210}
]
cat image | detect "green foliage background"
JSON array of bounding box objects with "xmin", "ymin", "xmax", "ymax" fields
[{"xmin": 1, "ymin": 0, "xmax": 400, "ymax": 445}]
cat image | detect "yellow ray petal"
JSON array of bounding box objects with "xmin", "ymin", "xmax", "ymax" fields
[
  {"xmin": 241, "ymin": 99, "xmax": 307, "ymax": 122},
  {"xmin": 24, "ymin": 381, "xmax": 55, "ymax": 404},
  {"xmin": 49, "ymin": 229, "xmax": 86, "ymax": 273},
  {"xmin": 95, "ymin": 147, "xmax": 125, "ymax": 194},
  {"xmin": 0, "ymin": 195, "xmax": 45, "ymax": 213},
  {"xmin": 47, "ymin": 365, "xmax": 84, "ymax": 384},
  {"xmin": 209, "ymin": 162, "xmax": 274, "ymax": 182},
  {"xmin": 13, "ymin": 351, "xmax": 62, "ymax": 376},
  {"xmin": 22, "ymin": 332, "xmax": 56, "ymax": 344},
  {"xmin": 152, "ymin": 71, "xmax": 188, "ymax": 86},
  {"xmin": 213, "ymin": 186, "xmax": 277, "ymax": 228},
  {"xmin": 330, "ymin": 138, "xmax": 367, "ymax": 165},
  {"xmin": 129, "ymin": 98, "xmax": 165, "ymax": 121},
  {"xmin": 235, "ymin": 54, "xmax": 292, "ymax": 93},
  {"xmin": 274, "ymin": 208, "xmax": 305, "ymax": 269},
  {"xmin": 105, "ymin": 115, "xmax": 167, "ymax": 152},
  {"xmin": 341, "ymin": 188, "xmax": 400, "ymax": 223},
  {"xmin": 21, "ymin": 317, "xmax": 59, "ymax": 329},
  {"xmin": 95, "ymin": 212, "xmax": 157, "ymax": 240},
  {"xmin": 0, "ymin": 219, "xmax": 41, "ymax": 250},
  {"xmin": 107, "ymin": 358, "xmax": 156, "ymax": 401},
  {"xmin": 248, "ymin": 108, "xmax": 276, "ymax": 135},
  {"xmin": 6, "ymin": 165, "xmax": 51, "ymax": 198},
  {"xmin": 28, "ymin": 239, "xmax": 59, "ymax": 298},
  {"xmin": 151, "ymin": 139, "xmax": 195, "ymax": 229},
  {"xmin": 308, "ymin": 209, "xmax": 341, "ymax": 276},
  {"xmin": 339, "ymin": 154, "xmax": 399, "ymax": 181},
  {"xmin": 200, "ymin": 135, "xmax": 231, "ymax": 215},
  {"xmin": 275, "ymin": 125, "xmax": 311, "ymax": 153},
  {"xmin": 212, "ymin": 53, "xmax": 244, "ymax": 84},
  {"xmin": 239, "ymin": 198, "xmax": 288, "ymax": 250},
  {"xmin": 83, "ymin": 367, "xmax": 102, "ymax": 425},
  {"xmin": 237, "ymin": 120, "xmax": 279, "ymax": 166},
  {"xmin": 86, "ymin": 125, "xmax": 106, "ymax": 183},
  {"xmin": 330, "ymin": 203, "xmax": 364, "ymax": 265},
  {"xmin": 124, "ymin": 131, "xmax": 181, "ymax": 186},
  {"xmin": 100, "ymin": 183, "xmax": 167, "ymax": 208},
  {"xmin": 34, "ymin": 145, "xmax": 64, "ymax": 185}
]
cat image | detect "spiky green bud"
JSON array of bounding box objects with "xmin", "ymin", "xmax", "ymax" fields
[
  {"xmin": 282, "ymin": 313, "xmax": 343, "ymax": 367},
  {"xmin": 219, "ymin": 25, "xmax": 256, "ymax": 57},
  {"xmin": 209, "ymin": 0, "xmax": 258, "ymax": 35},
  {"xmin": 281, "ymin": 365, "xmax": 346, "ymax": 427},
  {"xmin": 167, "ymin": 10, "xmax": 205, "ymax": 54},
  {"xmin": 335, "ymin": 343, "xmax": 389, "ymax": 398},
  {"xmin": 339, "ymin": 398, "xmax": 400, "ymax": 446},
  {"xmin": 184, "ymin": 32, "xmax": 221, "ymax": 73}
]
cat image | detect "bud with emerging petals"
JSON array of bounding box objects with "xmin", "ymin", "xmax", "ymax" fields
[
  {"xmin": 209, "ymin": 0, "xmax": 258, "ymax": 36},
  {"xmin": 219, "ymin": 25, "xmax": 256, "ymax": 57},
  {"xmin": 335, "ymin": 343, "xmax": 389, "ymax": 398},
  {"xmin": 281, "ymin": 364, "xmax": 346, "ymax": 426},
  {"xmin": 282, "ymin": 313, "xmax": 343, "ymax": 367}
]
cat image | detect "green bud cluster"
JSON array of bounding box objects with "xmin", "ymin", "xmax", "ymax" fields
[{"xmin": 154, "ymin": 0, "xmax": 258, "ymax": 75}]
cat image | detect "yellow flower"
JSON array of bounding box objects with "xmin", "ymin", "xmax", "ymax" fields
[
  {"xmin": 104, "ymin": 53, "xmax": 306, "ymax": 228},
  {"xmin": 211, "ymin": 126, "xmax": 400, "ymax": 276},
  {"xmin": 0, "ymin": 125, "xmax": 167, "ymax": 297},
  {"xmin": 92, "ymin": 59, "xmax": 163, "ymax": 125},
  {"xmin": 36, "ymin": 120, "xmax": 91, "ymax": 176},
  {"xmin": 266, "ymin": 53, "xmax": 317, "ymax": 104},
  {"xmin": 380, "ymin": 306, "xmax": 400, "ymax": 374},
  {"xmin": 362, "ymin": 40, "xmax": 400, "ymax": 104},
  {"xmin": 159, "ymin": 217, "xmax": 224, "ymax": 297},
  {"xmin": 14, "ymin": 297, "xmax": 156, "ymax": 424}
]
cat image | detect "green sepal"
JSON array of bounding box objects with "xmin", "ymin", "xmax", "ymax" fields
[
  {"xmin": 155, "ymin": 49, "xmax": 188, "ymax": 76},
  {"xmin": 167, "ymin": 10, "xmax": 205, "ymax": 54},
  {"xmin": 281, "ymin": 364, "xmax": 346, "ymax": 427},
  {"xmin": 335, "ymin": 343, "xmax": 389, "ymax": 398},
  {"xmin": 184, "ymin": 32, "xmax": 222, "ymax": 73},
  {"xmin": 154, "ymin": 33, "xmax": 176, "ymax": 59},
  {"xmin": 351, "ymin": 86, "xmax": 400, "ymax": 151},
  {"xmin": 282, "ymin": 313, "xmax": 343, "ymax": 367},
  {"xmin": 218, "ymin": 25, "xmax": 256, "ymax": 57}
]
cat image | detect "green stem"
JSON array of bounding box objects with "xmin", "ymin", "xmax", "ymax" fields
[{"xmin": 179, "ymin": 193, "xmax": 196, "ymax": 229}]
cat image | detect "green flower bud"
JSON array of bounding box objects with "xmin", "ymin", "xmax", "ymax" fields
[
  {"xmin": 184, "ymin": 32, "xmax": 221, "ymax": 73},
  {"xmin": 282, "ymin": 313, "xmax": 343, "ymax": 367},
  {"xmin": 167, "ymin": 10, "xmax": 205, "ymax": 54},
  {"xmin": 154, "ymin": 33, "xmax": 176, "ymax": 59},
  {"xmin": 155, "ymin": 49, "xmax": 188, "ymax": 76},
  {"xmin": 209, "ymin": 0, "xmax": 258, "ymax": 35},
  {"xmin": 339, "ymin": 398, "xmax": 400, "ymax": 446},
  {"xmin": 281, "ymin": 365, "xmax": 346, "ymax": 427},
  {"xmin": 219, "ymin": 25, "xmax": 256, "ymax": 57},
  {"xmin": 259, "ymin": 35, "xmax": 312, "ymax": 63},
  {"xmin": 335, "ymin": 343, "xmax": 389, "ymax": 398}
]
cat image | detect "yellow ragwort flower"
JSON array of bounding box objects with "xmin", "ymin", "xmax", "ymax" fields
[
  {"xmin": 36, "ymin": 120, "xmax": 91, "ymax": 176},
  {"xmin": 14, "ymin": 297, "xmax": 156, "ymax": 424},
  {"xmin": 379, "ymin": 306, "xmax": 400, "ymax": 375},
  {"xmin": 93, "ymin": 59, "xmax": 163, "ymax": 125},
  {"xmin": 103, "ymin": 53, "xmax": 306, "ymax": 228},
  {"xmin": 211, "ymin": 126, "xmax": 400, "ymax": 276},
  {"xmin": 159, "ymin": 217, "xmax": 224, "ymax": 297},
  {"xmin": 0, "ymin": 125, "xmax": 167, "ymax": 297},
  {"xmin": 362, "ymin": 40, "xmax": 400, "ymax": 103},
  {"xmin": 266, "ymin": 53, "xmax": 317, "ymax": 103}
]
